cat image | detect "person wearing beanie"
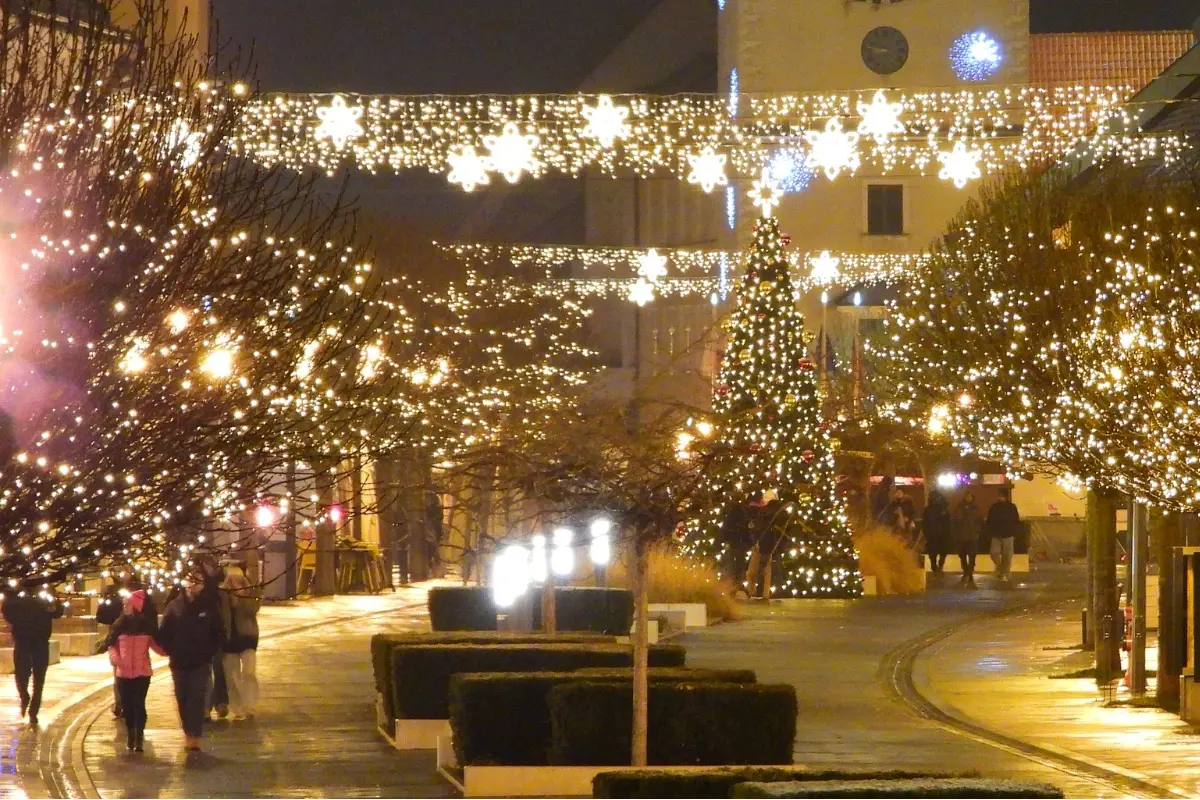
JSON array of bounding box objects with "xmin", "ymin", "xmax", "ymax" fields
[{"xmin": 106, "ymin": 590, "xmax": 165, "ymax": 752}]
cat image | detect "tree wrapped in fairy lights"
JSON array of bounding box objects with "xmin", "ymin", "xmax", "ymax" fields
[{"xmin": 684, "ymin": 216, "xmax": 861, "ymax": 598}]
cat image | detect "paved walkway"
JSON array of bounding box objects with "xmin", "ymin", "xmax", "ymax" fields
[
  {"xmin": 681, "ymin": 566, "xmax": 1127, "ymax": 798},
  {"xmin": 1, "ymin": 584, "xmax": 455, "ymax": 799},
  {"xmin": 922, "ymin": 591, "xmax": 1200, "ymax": 798}
]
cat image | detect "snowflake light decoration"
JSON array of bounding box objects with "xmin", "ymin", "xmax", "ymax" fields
[
  {"xmin": 803, "ymin": 118, "xmax": 861, "ymax": 180},
  {"xmin": 483, "ymin": 122, "xmax": 542, "ymax": 183},
  {"xmin": 686, "ymin": 146, "xmax": 728, "ymax": 193},
  {"xmin": 167, "ymin": 119, "xmax": 203, "ymax": 168},
  {"xmin": 581, "ymin": 95, "xmax": 631, "ymax": 149},
  {"xmin": 314, "ymin": 95, "xmax": 365, "ymax": 149},
  {"xmin": 950, "ymin": 31, "xmax": 1003, "ymax": 82},
  {"xmin": 937, "ymin": 141, "xmax": 982, "ymax": 188},
  {"xmin": 809, "ymin": 251, "xmax": 842, "ymax": 285},
  {"xmin": 748, "ymin": 167, "xmax": 783, "ymax": 217},
  {"xmin": 856, "ymin": 90, "xmax": 905, "ymax": 146},
  {"xmin": 447, "ymin": 145, "xmax": 491, "ymax": 192},
  {"xmin": 768, "ymin": 149, "xmax": 813, "ymax": 194},
  {"xmin": 636, "ymin": 249, "xmax": 669, "ymax": 283},
  {"xmin": 628, "ymin": 278, "xmax": 656, "ymax": 306}
]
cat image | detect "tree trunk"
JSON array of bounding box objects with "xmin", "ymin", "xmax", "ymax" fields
[
  {"xmin": 1084, "ymin": 506, "xmax": 1095, "ymax": 649},
  {"xmin": 541, "ymin": 575, "xmax": 557, "ymax": 634},
  {"xmin": 631, "ymin": 536, "xmax": 650, "ymax": 767},
  {"xmin": 1154, "ymin": 509, "xmax": 1182, "ymax": 710},
  {"xmin": 1089, "ymin": 489, "xmax": 1121, "ymax": 682}
]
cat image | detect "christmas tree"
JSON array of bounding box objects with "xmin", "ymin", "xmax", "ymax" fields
[{"xmin": 687, "ymin": 215, "xmax": 861, "ymax": 598}]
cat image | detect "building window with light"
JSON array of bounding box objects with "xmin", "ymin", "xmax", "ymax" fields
[{"xmin": 866, "ymin": 183, "xmax": 905, "ymax": 236}]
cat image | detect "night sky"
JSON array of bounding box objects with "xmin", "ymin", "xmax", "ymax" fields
[{"xmin": 213, "ymin": 1, "xmax": 1198, "ymax": 93}]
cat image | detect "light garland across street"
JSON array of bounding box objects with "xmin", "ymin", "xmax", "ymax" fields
[{"xmin": 234, "ymin": 87, "xmax": 1189, "ymax": 187}]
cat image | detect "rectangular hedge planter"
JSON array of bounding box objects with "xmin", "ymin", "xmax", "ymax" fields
[
  {"xmin": 730, "ymin": 778, "xmax": 1064, "ymax": 798},
  {"xmin": 392, "ymin": 642, "xmax": 687, "ymax": 720},
  {"xmin": 370, "ymin": 631, "xmax": 614, "ymax": 723},
  {"xmin": 531, "ymin": 587, "xmax": 636, "ymax": 635},
  {"xmin": 450, "ymin": 668, "xmax": 758, "ymax": 766},
  {"xmin": 549, "ymin": 682, "xmax": 797, "ymax": 767},
  {"xmin": 428, "ymin": 586, "xmax": 499, "ymax": 631},
  {"xmin": 592, "ymin": 769, "xmax": 971, "ymax": 799}
]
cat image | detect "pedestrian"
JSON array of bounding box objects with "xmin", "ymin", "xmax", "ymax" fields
[
  {"xmin": 156, "ymin": 572, "xmax": 224, "ymax": 752},
  {"xmin": 986, "ymin": 488, "xmax": 1022, "ymax": 583},
  {"xmin": 922, "ymin": 491, "xmax": 952, "ymax": 573},
  {"xmin": 2, "ymin": 588, "xmax": 64, "ymax": 727},
  {"xmin": 870, "ymin": 476, "xmax": 894, "ymax": 522},
  {"xmin": 97, "ymin": 574, "xmax": 158, "ymax": 721},
  {"xmin": 954, "ymin": 491, "xmax": 984, "ymax": 589},
  {"xmin": 106, "ymin": 590, "xmax": 165, "ymax": 752},
  {"xmin": 219, "ymin": 563, "xmax": 260, "ymax": 721}
]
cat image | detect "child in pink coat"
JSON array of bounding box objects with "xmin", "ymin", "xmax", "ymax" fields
[{"xmin": 106, "ymin": 590, "xmax": 165, "ymax": 752}]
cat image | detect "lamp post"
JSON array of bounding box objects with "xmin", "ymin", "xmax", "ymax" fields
[{"xmin": 590, "ymin": 519, "xmax": 612, "ymax": 585}]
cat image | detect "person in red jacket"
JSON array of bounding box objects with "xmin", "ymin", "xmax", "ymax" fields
[{"xmin": 106, "ymin": 590, "xmax": 165, "ymax": 752}]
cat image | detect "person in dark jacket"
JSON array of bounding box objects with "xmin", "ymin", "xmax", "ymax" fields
[
  {"xmin": 2, "ymin": 589, "xmax": 64, "ymax": 726},
  {"xmin": 156, "ymin": 572, "xmax": 224, "ymax": 751},
  {"xmin": 985, "ymin": 488, "xmax": 1022, "ymax": 583},
  {"xmin": 97, "ymin": 574, "xmax": 157, "ymax": 720},
  {"xmin": 954, "ymin": 492, "xmax": 985, "ymax": 589},
  {"xmin": 922, "ymin": 491, "xmax": 953, "ymax": 573}
]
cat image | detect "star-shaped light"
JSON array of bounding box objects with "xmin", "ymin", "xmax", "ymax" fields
[
  {"xmin": 636, "ymin": 249, "xmax": 668, "ymax": 283},
  {"xmin": 808, "ymin": 251, "xmax": 842, "ymax": 285},
  {"xmin": 446, "ymin": 145, "xmax": 491, "ymax": 192},
  {"xmin": 686, "ymin": 146, "xmax": 728, "ymax": 193},
  {"xmin": 628, "ymin": 278, "xmax": 656, "ymax": 306},
  {"xmin": 748, "ymin": 168, "xmax": 783, "ymax": 217},
  {"xmin": 856, "ymin": 90, "xmax": 905, "ymax": 146},
  {"xmin": 314, "ymin": 95, "xmax": 364, "ymax": 149},
  {"xmin": 937, "ymin": 141, "xmax": 983, "ymax": 189},
  {"xmin": 804, "ymin": 118, "xmax": 860, "ymax": 180},
  {"xmin": 483, "ymin": 122, "xmax": 541, "ymax": 183},
  {"xmin": 581, "ymin": 95, "xmax": 631, "ymax": 149}
]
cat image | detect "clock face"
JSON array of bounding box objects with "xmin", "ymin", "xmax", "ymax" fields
[{"xmin": 861, "ymin": 26, "xmax": 910, "ymax": 75}]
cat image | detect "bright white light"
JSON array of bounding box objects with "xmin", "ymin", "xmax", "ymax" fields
[
  {"xmin": 483, "ymin": 122, "xmax": 541, "ymax": 183},
  {"xmin": 581, "ymin": 95, "xmax": 631, "ymax": 149},
  {"xmin": 804, "ymin": 118, "xmax": 861, "ymax": 181},
  {"xmin": 255, "ymin": 505, "xmax": 277, "ymax": 528},
  {"xmin": 820, "ymin": 290, "xmax": 829, "ymax": 305},
  {"xmin": 360, "ymin": 344, "xmax": 384, "ymax": 380},
  {"xmin": 628, "ymin": 278, "xmax": 656, "ymax": 306},
  {"xmin": 551, "ymin": 528, "xmax": 574, "ymax": 577},
  {"xmin": 167, "ymin": 310, "xmax": 190, "ymax": 334},
  {"xmin": 589, "ymin": 521, "xmax": 611, "ymax": 567},
  {"xmin": 950, "ymin": 31, "xmax": 1003, "ymax": 81},
  {"xmin": 809, "ymin": 251, "xmax": 841, "ymax": 285},
  {"xmin": 686, "ymin": 146, "xmax": 728, "ymax": 193},
  {"xmin": 447, "ymin": 145, "xmax": 491, "ymax": 192},
  {"xmin": 315, "ymin": 95, "xmax": 365, "ymax": 149},
  {"xmin": 167, "ymin": 119, "xmax": 204, "ymax": 168},
  {"xmin": 936, "ymin": 473, "xmax": 960, "ymax": 490},
  {"xmin": 636, "ymin": 249, "xmax": 668, "ymax": 283},
  {"xmin": 695, "ymin": 420, "xmax": 714, "ymax": 437},
  {"xmin": 856, "ymin": 90, "xmax": 905, "ymax": 146},
  {"xmin": 296, "ymin": 340, "xmax": 320, "ymax": 380},
  {"xmin": 329, "ymin": 505, "xmax": 344, "ymax": 525},
  {"xmin": 530, "ymin": 535, "xmax": 548, "ymax": 584},
  {"xmin": 120, "ymin": 340, "xmax": 149, "ymax": 374},
  {"xmin": 589, "ymin": 519, "xmax": 612, "ymax": 538},
  {"xmin": 748, "ymin": 167, "xmax": 783, "ymax": 217},
  {"xmin": 201, "ymin": 348, "xmax": 234, "ymax": 379},
  {"xmin": 937, "ymin": 141, "xmax": 983, "ymax": 189},
  {"xmin": 852, "ymin": 291, "xmax": 863, "ymax": 307},
  {"xmin": 493, "ymin": 545, "xmax": 531, "ymax": 609},
  {"xmin": 728, "ymin": 68, "xmax": 739, "ymax": 117}
]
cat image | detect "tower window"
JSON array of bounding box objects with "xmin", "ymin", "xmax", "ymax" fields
[{"xmin": 867, "ymin": 184, "xmax": 904, "ymax": 236}]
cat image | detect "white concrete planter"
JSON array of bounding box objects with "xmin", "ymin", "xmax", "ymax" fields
[
  {"xmin": 0, "ymin": 639, "xmax": 60, "ymax": 674},
  {"xmin": 373, "ymin": 695, "xmax": 450, "ymax": 749},
  {"xmin": 648, "ymin": 603, "xmax": 707, "ymax": 628},
  {"xmin": 627, "ymin": 618, "xmax": 659, "ymax": 644},
  {"xmin": 52, "ymin": 631, "xmax": 103, "ymax": 657},
  {"xmin": 862, "ymin": 575, "xmax": 878, "ymax": 596}
]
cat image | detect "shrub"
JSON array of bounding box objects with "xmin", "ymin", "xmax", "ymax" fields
[
  {"xmin": 853, "ymin": 527, "xmax": 924, "ymax": 595},
  {"xmin": 549, "ymin": 681, "xmax": 796, "ymax": 766},
  {"xmin": 531, "ymin": 587, "xmax": 636, "ymax": 635},
  {"xmin": 370, "ymin": 631, "xmax": 614, "ymax": 722},
  {"xmin": 391, "ymin": 642, "xmax": 686, "ymax": 719},
  {"xmin": 451, "ymin": 668, "xmax": 756, "ymax": 766},
  {"xmin": 427, "ymin": 586, "xmax": 498, "ymax": 631},
  {"xmin": 609, "ymin": 543, "xmax": 739, "ymax": 622},
  {"xmin": 729, "ymin": 778, "xmax": 1063, "ymax": 798},
  {"xmin": 592, "ymin": 769, "xmax": 972, "ymax": 799}
]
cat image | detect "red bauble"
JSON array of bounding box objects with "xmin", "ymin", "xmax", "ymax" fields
[
  {"xmin": 781, "ymin": 234, "xmax": 792, "ymax": 246},
  {"xmin": 798, "ymin": 358, "xmax": 815, "ymax": 370},
  {"xmin": 801, "ymin": 450, "xmax": 815, "ymax": 462},
  {"xmin": 716, "ymin": 385, "xmax": 731, "ymax": 396},
  {"xmin": 750, "ymin": 443, "xmax": 762, "ymax": 453}
]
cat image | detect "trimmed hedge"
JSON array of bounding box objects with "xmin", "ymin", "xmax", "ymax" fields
[
  {"xmin": 392, "ymin": 642, "xmax": 687, "ymax": 719},
  {"xmin": 730, "ymin": 779, "xmax": 1064, "ymax": 798},
  {"xmin": 531, "ymin": 587, "xmax": 636, "ymax": 635},
  {"xmin": 590, "ymin": 767, "xmax": 974, "ymax": 800},
  {"xmin": 370, "ymin": 632, "xmax": 614, "ymax": 722},
  {"xmin": 451, "ymin": 668, "xmax": 756, "ymax": 766},
  {"xmin": 428, "ymin": 586, "xmax": 497, "ymax": 631},
  {"xmin": 591, "ymin": 770, "xmax": 970, "ymax": 799},
  {"xmin": 550, "ymin": 681, "xmax": 796, "ymax": 766}
]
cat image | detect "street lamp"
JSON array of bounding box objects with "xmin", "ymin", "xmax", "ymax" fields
[
  {"xmin": 492, "ymin": 545, "xmax": 531, "ymax": 609},
  {"xmin": 589, "ymin": 518, "xmax": 612, "ymax": 585},
  {"xmin": 551, "ymin": 528, "xmax": 575, "ymax": 578},
  {"xmin": 530, "ymin": 534, "xmax": 548, "ymax": 584}
]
